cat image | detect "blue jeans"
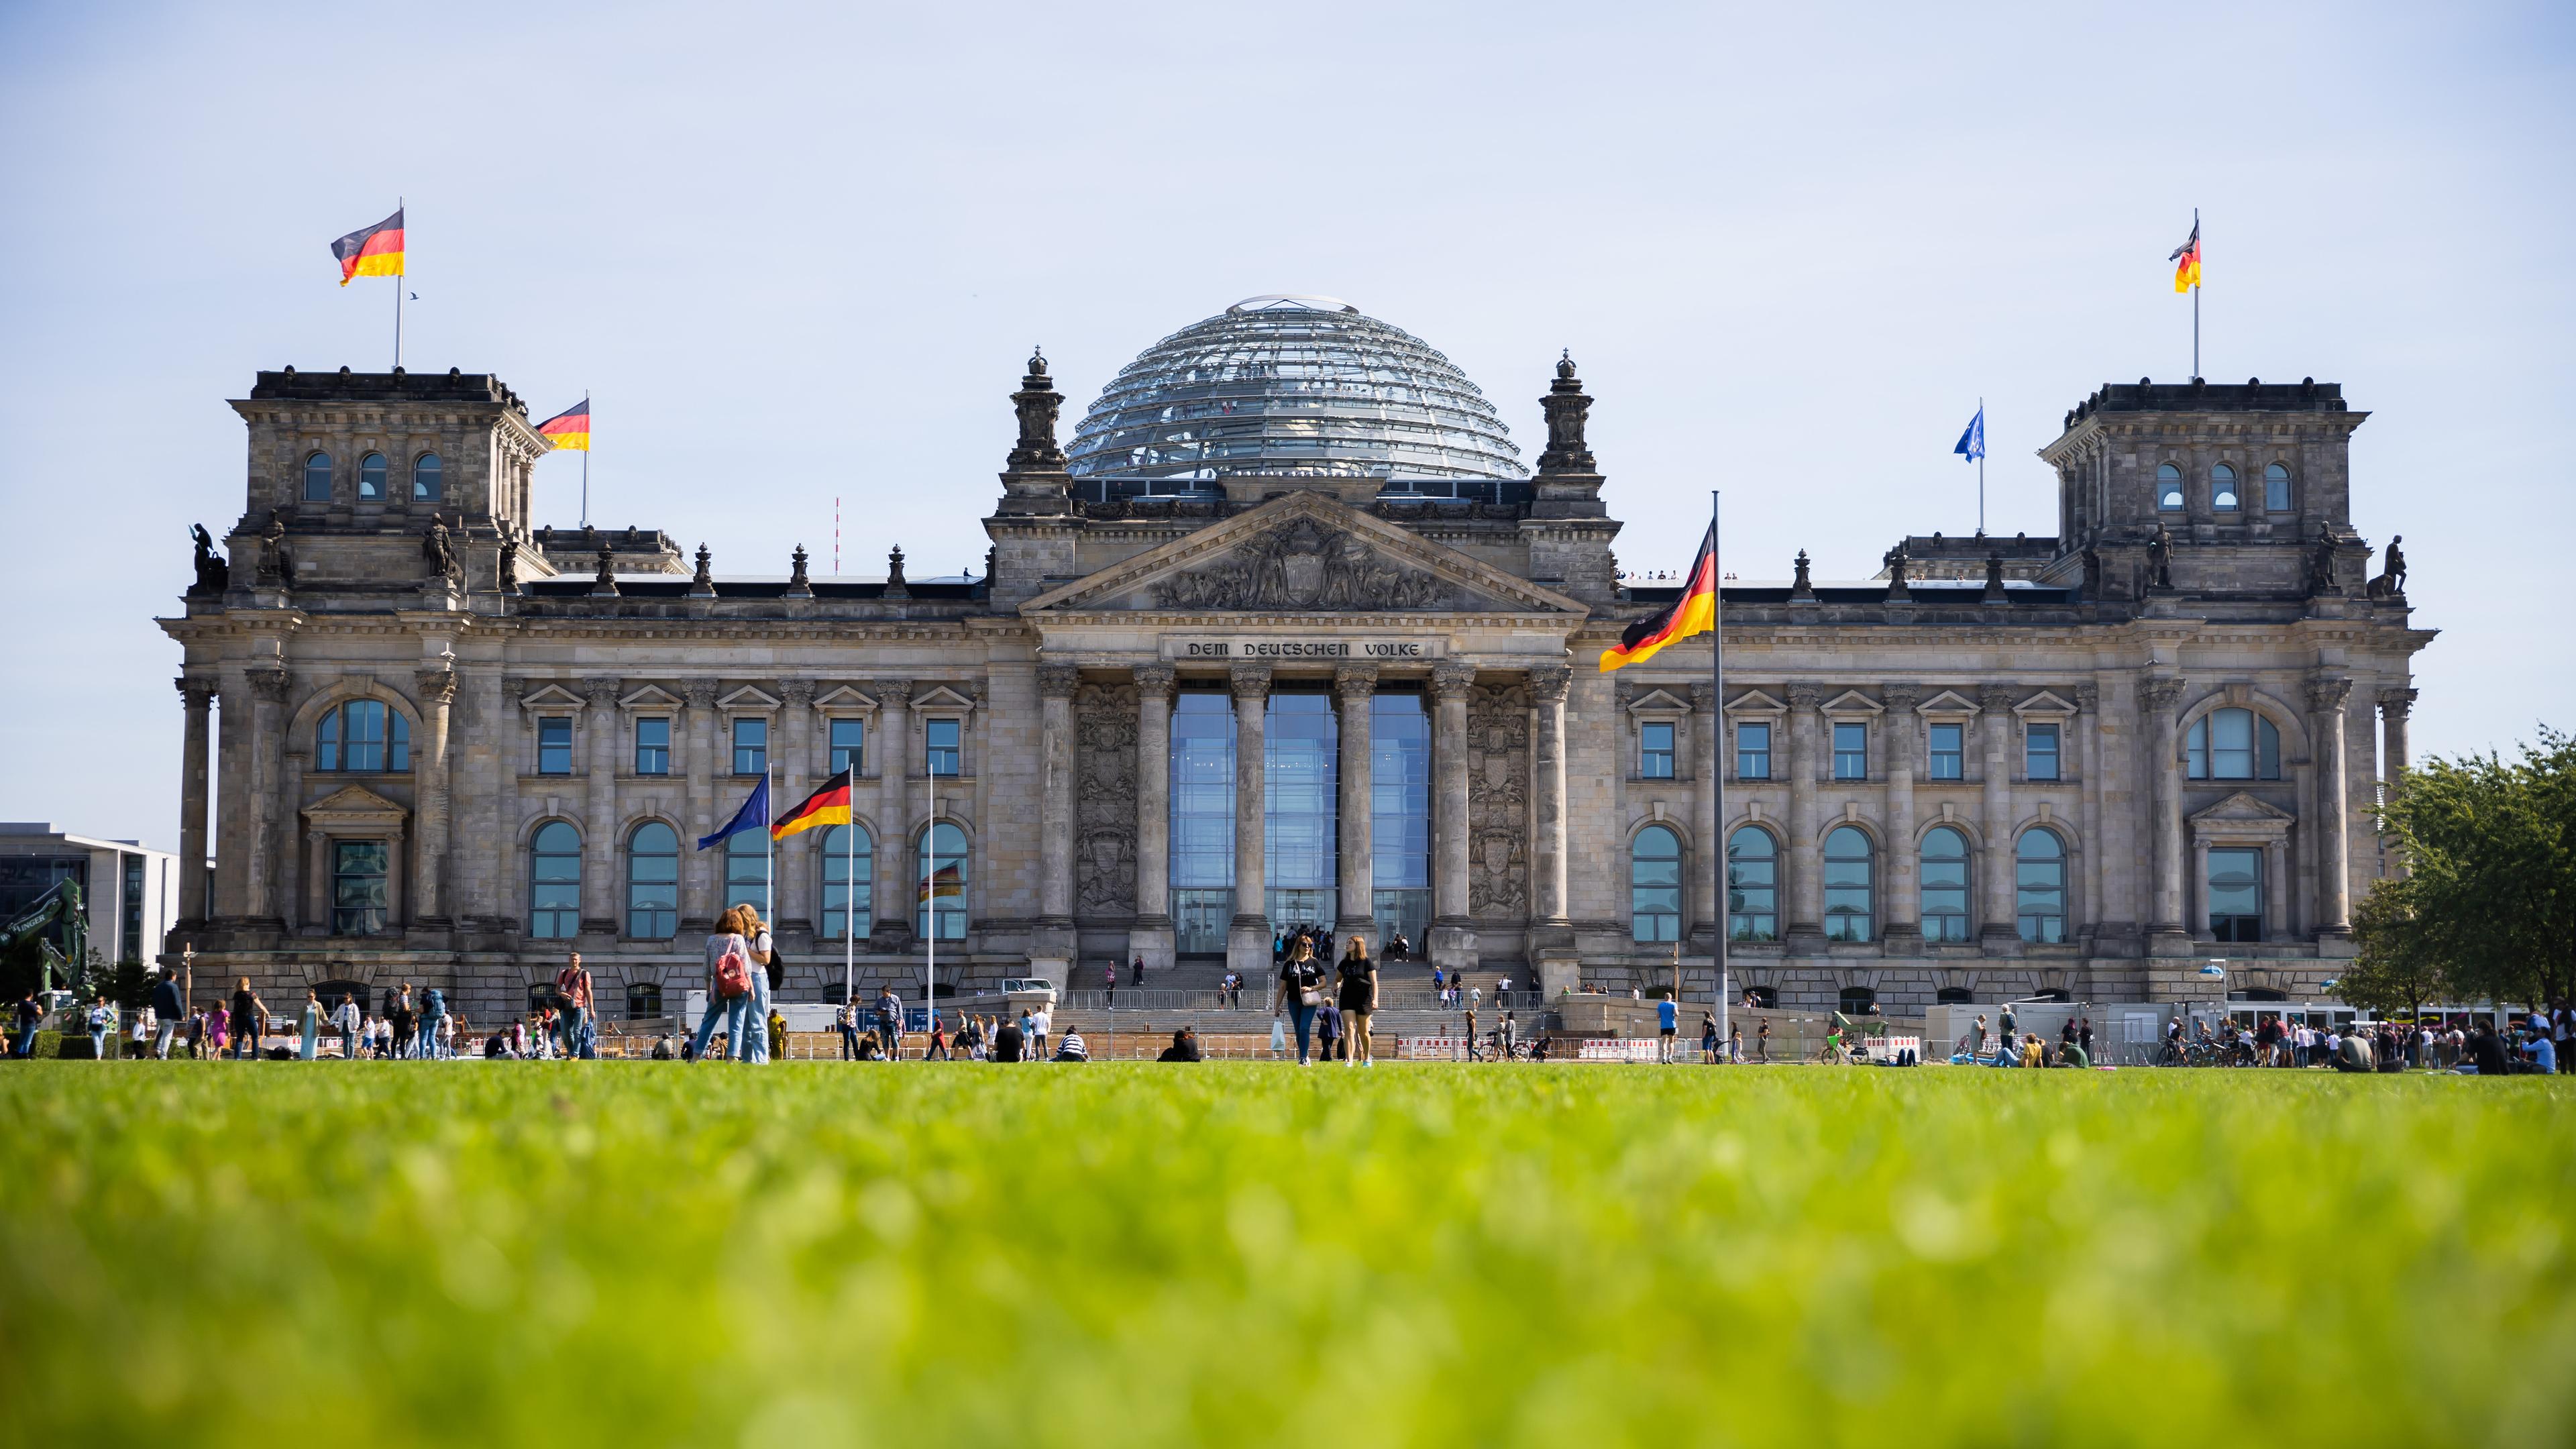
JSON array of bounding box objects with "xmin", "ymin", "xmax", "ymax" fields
[
  {"xmin": 11, "ymin": 1028, "xmax": 34, "ymax": 1059},
  {"xmin": 414, "ymin": 1025, "xmax": 433, "ymax": 1059},
  {"xmin": 694, "ymin": 992, "xmax": 747, "ymax": 1060},
  {"xmin": 1288, "ymin": 1004, "xmax": 1316, "ymax": 1062},
  {"xmin": 233, "ymin": 1027, "xmax": 258, "ymax": 1059},
  {"xmin": 735, "ymin": 969, "xmax": 771, "ymax": 1062},
  {"xmin": 156, "ymin": 1023, "xmax": 176, "ymax": 1059},
  {"xmin": 90, "ymin": 1030, "xmax": 109, "ymax": 1058},
  {"xmin": 560, "ymin": 1006, "xmax": 585, "ymax": 1055},
  {"xmin": 839, "ymin": 1024, "xmax": 860, "ymax": 1059}
]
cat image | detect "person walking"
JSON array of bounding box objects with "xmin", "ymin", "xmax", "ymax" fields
[
  {"xmin": 229, "ymin": 979, "xmax": 266, "ymax": 1060},
  {"xmin": 692, "ymin": 906, "xmax": 757, "ymax": 1061},
  {"xmin": 388, "ymin": 985, "xmax": 415, "ymax": 1061},
  {"xmin": 12, "ymin": 989, "xmax": 44, "ymax": 1059},
  {"xmin": 1463, "ymin": 1005, "xmax": 1479, "ymax": 1061},
  {"xmin": 1657, "ymin": 994, "xmax": 1680, "ymax": 1063},
  {"xmin": 1130, "ymin": 954, "xmax": 1144, "ymax": 988},
  {"xmin": 1103, "ymin": 959, "xmax": 1118, "ymax": 1006},
  {"xmin": 297, "ymin": 989, "xmax": 321, "ymax": 1061},
  {"xmin": 1336, "ymin": 936, "xmax": 1379, "ymax": 1067},
  {"xmin": 875, "ymin": 983, "xmax": 904, "ymax": 1061},
  {"xmin": 555, "ymin": 953, "xmax": 594, "ymax": 1061},
  {"xmin": 418, "ymin": 986, "xmax": 446, "ymax": 1060},
  {"xmin": 1727, "ymin": 1018, "xmax": 1743, "ymax": 1065},
  {"xmin": 1699, "ymin": 1010, "xmax": 1718, "ymax": 1064},
  {"xmin": 1756, "ymin": 1017, "xmax": 1772, "ymax": 1063},
  {"xmin": 85, "ymin": 996, "xmax": 115, "ymax": 1059},
  {"xmin": 926, "ymin": 1012, "xmax": 950, "ymax": 1060},
  {"xmin": 150, "ymin": 971, "xmax": 184, "ymax": 1059},
  {"xmin": 331, "ymin": 994, "xmax": 361, "ymax": 1061},
  {"xmin": 1273, "ymin": 936, "xmax": 1324, "ymax": 1065}
]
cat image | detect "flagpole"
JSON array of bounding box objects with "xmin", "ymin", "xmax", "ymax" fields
[
  {"xmin": 1712, "ymin": 488, "xmax": 1729, "ymax": 1060},
  {"xmin": 842, "ymin": 782, "xmax": 855, "ymax": 1016},
  {"xmin": 1977, "ymin": 398, "xmax": 1986, "ymax": 535},
  {"xmin": 579, "ymin": 392, "xmax": 592, "ymax": 529},
  {"xmin": 2192, "ymin": 208, "xmax": 2201, "ymax": 380},
  {"xmin": 392, "ymin": 197, "xmax": 405, "ymax": 372}
]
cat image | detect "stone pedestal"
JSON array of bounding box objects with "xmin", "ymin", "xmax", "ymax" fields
[{"xmin": 1535, "ymin": 949, "xmax": 1582, "ymax": 998}]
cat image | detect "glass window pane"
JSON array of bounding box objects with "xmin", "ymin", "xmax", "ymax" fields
[
  {"xmin": 315, "ymin": 708, "xmax": 339, "ymax": 771},
  {"xmin": 303, "ymin": 451, "xmax": 332, "ymax": 502},
  {"xmin": 2207, "ymin": 847, "xmax": 2263, "ymax": 941},
  {"xmin": 413, "ymin": 453, "xmax": 443, "ymax": 502},
  {"xmin": 627, "ymin": 822, "xmax": 679, "ymax": 938},
  {"xmin": 358, "ymin": 453, "xmax": 387, "ymax": 500},
  {"xmin": 732, "ymin": 717, "xmax": 767, "ymax": 775},
  {"xmin": 538, "ymin": 716, "xmax": 573, "ymax": 775},
  {"xmin": 2265, "ymin": 463, "xmax": 2292, "ymax": 512},
  {"xmin": 2026, "ymin": 722, "xmax": 2059, "ymax": 781},
  {"xmin": 2258, "ymin": 718, "xmax": 2281, "ymax": 780},
  {"xmin": 916, "ymin": 821, "xmax": 967, "ymax": 940},
  {"xmin": 2212, "ymin": 708, "xmax": 2254, "ymax": 778},
  {"xmin": 388, "ymin": 710, "xmax": 409, "ymax": 773},
  {"xmin": 829, "ymin": 718, "xmax": 865, "ymax": 775},
  {"xmin": 1736, "ymin": 722, "xmax": 1770, "ymax": 780},
  {"xmin": 1371, "ymin": 692, "xmax": 1430, "ymax": 952},
  {"xmin": 332, "ymin": 840, "xmax": 388, "ymax": 935},
  {"xmin": 926, "ymin": 718, "xmax": 961, "ymax": 776},
  {"xmin": 1929, "ymin": 722, "xmax": 1963, "ymax": 780},
  {"xmin": 820, "ymin": 824, "xmax": 873, "ymax": 939},
  {"xmin": 343, "ymin": 701, "xmax": 385, "ymax": 772},
  {"xmin": 1833, "ymin": 722, "xmax": 1867, "ymax": 780},
  {"xmin": 530, "ymin": 821, "xmax": 582, "ymax": 938},
  {"xmin": 1822, "ymin": 826, "xmax": 1873, "ymax": 942},
  {"xmin": 2211, "ymin": 463, "xmax": 2239, "ymax": 512},
  {"xmin": 635, "ymin": 717, "xmax": 669, "ymax": 775},
  {"xmin": 2156, "ymin": 463, "xmax": 2184, "ymax": 511},
  {"xmin": 1640, "ymin": 722, "xmax": 1674, "ymax": 779},
  {"xmin": 1171, "ymin": 692, "xmax": 1235, "ymax": 951},
  {"xmin": 2186, "ymin": 717, "xmax": 2208, "ymax": 779}
]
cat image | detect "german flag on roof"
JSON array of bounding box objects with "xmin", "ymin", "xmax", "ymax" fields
[
  {"xmin": 535, "ymin": 398, "xmax": 590, "ymax": 451},
  {"xmin": 1601, "ymin": 523, "xmax": 1717, "ymax": 672},
  {"xmin": 771, "ymin": 767, "xmax": 853, "ymax": 842},
  {"xmin": 331, "ymin": 207, "xmax": 405, "ymax": 286}
]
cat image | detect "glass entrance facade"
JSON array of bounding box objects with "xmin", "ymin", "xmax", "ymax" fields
[
  {"xmin": 1265, "ymin": 692, "xmax": 1337, "ymax": 929},
  {"xmin": 1170, "ymin": 691, "xmax": 1234, "ymax": 955},
  {"xmin": 1372, "ymin": 691, "xmax": 1430, "ymax": 948}
]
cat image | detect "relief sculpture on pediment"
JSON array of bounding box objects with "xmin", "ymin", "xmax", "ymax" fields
[
  {"xmin": 1148, "ymin": 517, "xmax": 1456, "ymax": 610},
  {"xmin": 1075, "ymin": 682, "xmax": 1138, "ymax": 914},
  {"xmin": 1466, "ymin": 680, "xmax": 1529, "ymax": 919}
]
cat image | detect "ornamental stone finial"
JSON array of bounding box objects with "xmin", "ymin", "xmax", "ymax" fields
[
  {"xmin": 689, "ymin": 544, "xmax": 716, "ymax": 598},
  {"xmin": 1007, "ymin": 350, "xmax": 1067, "ymax": 472},
  {"xmin": 590, "ymin": 543, "xmax": 619, "ymax": 597},
  {"xmin": 1536, "ymin": 352, "xmax": 1595, "ymax": 475},
  {"xmin": 1790, "ymin": 549, "xmax": 1816, "ymax": 601},
  {"xmin": 786, "ymin": 544, "xmax": 812, "ymax": 597}
]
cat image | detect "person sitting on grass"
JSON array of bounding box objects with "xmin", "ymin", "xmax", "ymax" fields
[
  {"xmin": 1053, "ymin": 1029, "xmax": 1089, "ymax": 1063},
  {"xmin": 1158, "ymin": 1028, "xmax": 1203, "ymax": 1063},
  {"xmin": 991, "ymin": 1015, "xmax": 1025, "ymax": 1063}
]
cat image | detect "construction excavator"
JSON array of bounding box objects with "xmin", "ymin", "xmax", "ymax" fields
[{"xmin": 1, "ymin": 878, "xmax": 89, "ymax": 1000}]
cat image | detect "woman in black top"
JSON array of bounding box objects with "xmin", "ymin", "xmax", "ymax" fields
[
  {"xmin": 1336, "ymin": 938, "xmax": 1379, "ymax": 1067},
  {"xmin": 1273, "ymin": 938, "xmax": 1324, "ymax": 1065}
]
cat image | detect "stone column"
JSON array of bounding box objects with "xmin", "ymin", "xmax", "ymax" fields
[
  {"xmin": 2074, "ymin": 683, "xmax": 2102, "ymax": 939},
  {"xmin": 1881, "ymin": 684, "xmax": 1921, "ymax": 944},
  {"xmin": 682, "ymin": 679, "xmax": 718, "ymax": 932},
  {"xmin": 412, "ymin": 665, "xmax": 456, "ymax": 928},
  {"xmin": 246, "ymin": 667, "xmax": 291, "ymax": 924},
  {"xmin": 873, "ymin": 680, "xmax": 913, "ymax": 944},
  {"xmin": 1784, "ymin": 683, "xmax": 1823, "ymax": 945},
  {"xmin": 176, "ymin": 678, "xmax": 213, "ymax": 927},
  {"xmin": 777, "ymin": 681, "xmax": 816, "ymax": 934},
  {"xmin": 1225, "ymin": 663, "xmax": 1273, "ymax": 977},
  {"xmin": 1978, "ymin": 685, "xmax": 2018, "ymax": 947},
  {"xmin": 1130, "ymin": 664, "xmax": 1176, "ymax": 973},
  {"xmin": 1529, "ymin": 664, "xmax": 1572, "ymax": 928},
  {"xmin": 1036, "ymin": 662, "xmax": 1080, "ymax": 932},
  {"xmin": 2310, "ymin": 676, "xmax": 2355, "ymax": 937},
  {"xmin": 579, "ymin": 677, "xmax": 621, "ymax": 934},
  {"xmin": 1429, "ymin": 662, "xmax": 1477, "ymax": 972},
  {"xmin": 1688, "ymin": 683, "xmax": 1720, "ymax": 940},
  {"xmin": 2141, "ymin": 676, "xmax": 2188, "ymax": 953},
  {"xmin": 478, "ymin": 672, "xmax": 517, "ymax": 932},
  {"xmin": 2379, "ymin": 688, "xmax": 2415, "ymax": 782},
  {"xmin": 2190, "ymin": 837, "xmax": 2210, "ymax": 941},
  {"xmin": 1334, "ymin": 663, "xmax": 1379, "ymax": 949},
  {"xmin": 2264, "ymin": 837, "xmax": 2290, "ymax": 943},
  {"xmin": 305, "ymin": 828, "xmax": 328, "ymax": 932}
]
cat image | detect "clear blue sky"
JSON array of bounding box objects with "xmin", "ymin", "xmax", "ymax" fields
[{"xmin": 1, "ymin": 0, "xmax": 2568, "ymax": 851}]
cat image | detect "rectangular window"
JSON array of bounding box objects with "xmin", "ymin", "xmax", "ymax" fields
[
  {"xmin": 1832, "ymin": 722, "xmax": 1868, "ymax": 780},
  {"xmin": 2208, "ymin": 847, "xmax": 2263, "ymax": 942},
  {"xmin": 731, "ymin": 718, "xmax": 767, "ymax": 775},
  {"xmin": 1640, "ymin": 721, "xmax": 1674, "ymax": 779},
  {"xmin": 1735, "ymin": 722, "xmax": 1771, "ymax": 780},
  {"xmin": 1170, "ymin": 692, "xmax": 1234, "ymax": 956},
  {"xmin": 925, "ymin": 718, "xmax": 961, "ymax": 777},
  {"xmin": 1371, "ymin": 692, "xmax": 1431, "ymax": 951},
  {"xmin": 537, "ymin": 717, "xmax": 573, "ymax": 775},
  {"xmin": 2025, "ymin": 722, "xmax": 2060, "ymax": 781},
  {"xmin": 331, "ymin": 840, "xmax": 388, "ymax": 935},
  {"xmin": 829, "ymin": 718, "xmax": 865, "ymax": 776},
  {"xmin": 120, "ymin": 855, "xmax": 144, "ymax": 963},
  {"xmin": 634, "ymin": 717, "xmax": 669, "ymax": 775},
  {"xmin": 1929, "ymin": 722, "xmax": 1964, "ymax": 780}
]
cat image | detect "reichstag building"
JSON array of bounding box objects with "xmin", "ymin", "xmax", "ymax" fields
[{"xmin": 161, "ymin": 294, "xmax": 2430, "ymax": 1020}]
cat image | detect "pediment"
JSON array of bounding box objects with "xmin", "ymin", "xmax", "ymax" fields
[
  {"xmin": 1915, "ymin": 690, "xmax": 1982, "ymax": 716},
  {"xmin": 912, "ymin": 684, "xmax": 976, "ymax": 713},
  {"xmin": 2013, "ymin": 690, "xmax": 2078, "ymax": 717},
  {"xmin": 812, "ymin": 685, "xmax": 877, "ymax": 712},
  {"xmin": 619, "ymin": 684, "xmax": 683, "ymax": 711},
  {"xmin": 717, "ymin": 684, "xmax": 782, "ymax": 712},
  {"xmin": 303, "ymin": 784, "xmax": 407, "ymax": 825},
  {"xmin": 519, "ymin": 682, "xmax": 585, "ymax": 710},
  {"xmin": 1625, "ymin": 688, "xmax": 1693, "ymax": 716},
  {"xmin": 1024, "ymin": 491, "xmax": 1585, "ymax": 617},
  {"xmin": 1725, "ymin": 688, "xmax": 1786, "ymax": 716},
  {"xmin": 2188, "ymin": 791, "xmax": 2295, "ymax": 824},
  {"xmin": 1821, "ymin": 689, "xmax": 1884, "ymax": 716}
]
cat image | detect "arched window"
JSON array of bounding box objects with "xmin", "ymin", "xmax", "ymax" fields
[
  {"xmin": 1630, "ymin": 825, "xmax": 1682, "ymax": 943},
  {"xmin": 2017, "ymin": 829, "xmax": 2067, "ymax": 943},
  {"xmin": 358, "ymin": 452, "xmax": 388, "ymax": 500},
  {"xmin": 2155, "ymin": 463, "xmax": 2185, "ymax": 512},
  {"xmin": 529, "ymin": 820, "xmax": 581, "ymax": 939},
  {"xmin": 1919, "ymin": 826, "xmax": 1972, "ymax": 943},
  {"xmin": 625, "ymin": 981, "xmax": 663, "ymax": 1018},
  {"xmin": 916, "ymin": 822, "xmax": 967, "ymax": 941},
  {"xmin": 1727, "ymin": 826, "xmax": 1778, "ymax": 942},
  {"xmin": 2186, "ymin": 707, "xmax": 2282, "ymax": 780},
  {"xmin": 1744, "ymin": 984, "xmax": 1778, "ymax": 1008},
  {"xmin": 314, "ymin": 699, "xmax": 411, "ymax": 772},
  {"xmin": 2210, "ymin": 463, "xmax": 2239, "ymax": 513},
  {"xmin": 2264, "ymin": 462, "xmax": 2292, "ymax": 512},
  {"xmin": 413, "ymin": 452, "xmax": 443, "ymax": 502},
  {"xmin": 303, "ymin": 451, "xmax": 333, "ymax": 502},
  {"xmin": 1839, "ymin": 985, "xmax": 1878, "ymax": 1016},
  {"xmin": 626, "ymin": 822, "xmax": 679, "ymax": 938},
  {"xmin": 724, "ymin": 832, "xmax": 769, "ymax": 914},
  {"xmin": 1823, "ymin": 826, "xmax": 1874, "ymax": 943},
  {"xmin": 1935, "ymin": 986, "xmax": 1975, "ymax": 1004},
  {"xmin": 820, "ymin": 824, "xmax": 873, "ymax": 941}
]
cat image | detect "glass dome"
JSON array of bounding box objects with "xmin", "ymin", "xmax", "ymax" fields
[{"xmin": 1065, "ymin": 295, "xmax": 1527, "ymax": 486}]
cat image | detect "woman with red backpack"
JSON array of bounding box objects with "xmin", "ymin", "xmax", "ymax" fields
[{"xmin": 692, "ymin": 905, "xmax": 758, "ymax": 1061}]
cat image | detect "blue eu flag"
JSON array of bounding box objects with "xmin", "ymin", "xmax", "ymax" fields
[
  {"xmin": 697, "ymin": 775, "xmax": 771, "ymax": 850},
  {"xmin": 1954, "ymin": 407, "xmax": 1985, "ymax": 463}
]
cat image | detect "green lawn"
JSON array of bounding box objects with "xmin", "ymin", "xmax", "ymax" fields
[{"xmin": 1, "ymin": 1063, "xmax": 2569, "ymax": 1446}]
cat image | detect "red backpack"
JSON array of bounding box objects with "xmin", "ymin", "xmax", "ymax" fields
[{"xmin": 714, "ymin": 938, "xmax": 752, "ymax": 999}]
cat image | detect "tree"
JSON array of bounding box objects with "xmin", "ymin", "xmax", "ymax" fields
[
  {"xmin": 2354, "ymin": 727, "xmax": 2576, "ymax": 1011},
  {"xmin": 2344, "ymin": 876, "xmax": 2451, "ymax": 1020}
]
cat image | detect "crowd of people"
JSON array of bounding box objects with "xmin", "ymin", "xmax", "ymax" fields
[{"xmin": 2160, "ymin": 1010, "xmax": 2565, "ymax": 1074}]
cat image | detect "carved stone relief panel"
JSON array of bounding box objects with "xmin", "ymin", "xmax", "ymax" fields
[
  {"xmin": 1075, "ymin": 681, "xmax": 1139, "ymax": 915},
  {"xmin": 1148, "ymin": 517, "xmax": 1458, "ymax": 610},
  {"xmin": 1467, "ymin": 679, "xmax": 1529, "ymax": 920}
]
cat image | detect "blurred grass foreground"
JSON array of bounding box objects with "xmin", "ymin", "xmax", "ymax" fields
[{"xmin": 1, "ymin": 1063, "xmax": 2570, "ymax": 1445}]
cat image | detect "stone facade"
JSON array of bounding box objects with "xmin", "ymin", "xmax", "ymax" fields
[{"xmin": 160, "ymin": 352, "xmax": 2430, "ymax": 1024}]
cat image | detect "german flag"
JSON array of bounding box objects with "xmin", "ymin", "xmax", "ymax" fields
[
  {"xmin": 535, "ymin": 398, "xmax": 590, "ymax": 451},
  {"xmin": 771, "ymin": 768, "xmax": 853, "ymax": 842},
  {"xmin": 2170, "ymin": 218, "xmax": 2202, "ymax": 293},
  {"xmin": 1601, "ymin": 523, "xmax": 1717, "ymax": 672},
  {"xmin": 331, "ymin": 207, "xmax": 405, "ymax": 286}
]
